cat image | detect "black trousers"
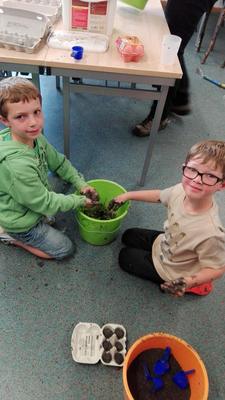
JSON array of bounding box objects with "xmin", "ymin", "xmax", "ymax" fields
[
  {"xmin": 148, "ymin": 0, "xmax": 217, "ymax": 120},
  {"xmin": 119, "ymin": 228, "xmax": 164, "ymax": 284}
]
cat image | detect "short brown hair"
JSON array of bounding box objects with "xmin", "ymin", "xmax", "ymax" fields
[
  {"xmin": 185, "ymin": 140, "xmax": 225, "ymax": 177},
  {"xmin": 0, "ymin": 76, "xmax": 42, "ymax": 118}
]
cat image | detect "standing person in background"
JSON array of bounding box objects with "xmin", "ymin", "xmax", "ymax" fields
[{"xmin": 133, "ymin": 0, "xmax": 217, "ymax": 137}]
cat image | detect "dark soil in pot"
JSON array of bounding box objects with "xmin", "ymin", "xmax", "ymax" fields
[
  {"xmin": 127, "ymin": 348, "xmax": 191, "ymax": 400},
  {"xmin": 83, "ymin": 200, "xmax": 123, "ymax": 220}
]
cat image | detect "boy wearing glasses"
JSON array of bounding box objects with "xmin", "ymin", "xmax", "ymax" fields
[{"xmin": 115, "ymin": 140, "xmax": 225, "ymax": 296}]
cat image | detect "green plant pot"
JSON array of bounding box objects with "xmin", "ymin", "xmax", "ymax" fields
[
  {"xmin": 120, "ymin": 0, "xmax": 148, "ymax": 10},
  {"xmin": 76, "ymin": 179, "xmax": 129, "ymax": 245}
]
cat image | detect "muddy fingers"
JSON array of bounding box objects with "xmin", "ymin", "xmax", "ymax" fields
[
  {"xmin": 108, "ymin": 199, "xmax": 124, "ymax": 212},
  {"xmin": 160, "ymin": 277, "xmax": 187, "ymax": 297}
]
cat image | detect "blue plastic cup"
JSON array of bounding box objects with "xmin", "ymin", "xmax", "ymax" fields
[{"xmin": 71, "ymin": 46, "xmax": 84, "ymax": 60}]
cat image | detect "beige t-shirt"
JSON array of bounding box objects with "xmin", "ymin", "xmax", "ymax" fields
[{"xmin": 152, "ymin": 183, "xmax": 225, "ymax": 281}]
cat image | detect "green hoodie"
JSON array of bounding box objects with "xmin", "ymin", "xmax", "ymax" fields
[{"xmin": 0, "ymin": 128, "xmax": 87, "ymax": 233}]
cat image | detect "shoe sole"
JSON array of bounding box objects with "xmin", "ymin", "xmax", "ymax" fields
[{"xmin": 0, "ymin": 239, "xmax": 15, "ymax": 245}]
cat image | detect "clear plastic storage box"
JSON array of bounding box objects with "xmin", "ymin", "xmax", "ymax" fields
[
  {"xmin": 71, "ymin": 322, "xmax": 127, "ymax": 367},
  {"xmin": 3, "ymin": 0, "xmax": 62, "ymax": 24},
  {"xmin": 48, "ymin": 30, "xmax": 109, "ymax": 52},
  {"xmin": 0, "ymin": 6, "xmax": 51, "ymax": 53},
  {"xmin": 61, "ymin": 0, "xmax": 117, "ymax": 36}
]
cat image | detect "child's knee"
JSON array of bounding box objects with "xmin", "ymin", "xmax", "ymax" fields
[
  {"xmin": 56, "ymin": 238, "xmax": 76, "ymax": 260},
  {"xmin": 121, "ymin": 228, "xmax": 135, "ymax": 244},
  {"xmin": 118, "ymin": 247, "xmax": 129, "ymax": 271}
]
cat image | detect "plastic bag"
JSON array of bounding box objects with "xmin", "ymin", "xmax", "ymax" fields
[{"xmin": 115, "ymin": 35, "xmax": 144, "ymax": 62}]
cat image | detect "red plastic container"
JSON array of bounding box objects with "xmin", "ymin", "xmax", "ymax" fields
[{"xmin": 115, "ymin": 35, "xmax": 144, "ymax": 62}]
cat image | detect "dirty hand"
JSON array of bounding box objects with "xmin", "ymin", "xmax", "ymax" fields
[
  {"xmin": 108, "ymin": 198, "xmax": 124, "ymax": 211},
  {"xmin": 81, "ymin": 186, "xmax": 99, "ymax": 202},
  {"xmin": 84, "ymin": 198, "xmax": 97, "ymax": 208},
  {"xmin": 114, "ymin": 193, "xmax": 128, "ymax": 204},
  {"xmin": 160, "ymin": 277, "xmax": 187, "ymax": 297}
]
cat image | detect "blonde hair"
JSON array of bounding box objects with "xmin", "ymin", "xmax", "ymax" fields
[
  {"xmin": 0, "ymin": 76, "xmax": 42, "ymax": 118},
  {"xmin": 185, "ymin": 140, "xmax": 225, "ymax": 177}
]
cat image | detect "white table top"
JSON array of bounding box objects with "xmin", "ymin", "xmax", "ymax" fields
[{"xmin": 0, "ymin": 0, "xmax": 182, "ymax": 79}]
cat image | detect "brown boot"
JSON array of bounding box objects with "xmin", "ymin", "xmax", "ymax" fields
[{"xmin": 132, "ymin": 117, "xmax": 170, "ymax": 137}]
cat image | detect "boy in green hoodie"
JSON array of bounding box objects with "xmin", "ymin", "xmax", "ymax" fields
[{"xmin": 0, "ymin": 77, "xmax": 97, "ymax": 260}]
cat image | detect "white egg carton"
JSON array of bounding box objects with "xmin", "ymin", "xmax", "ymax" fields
[
  {"xmin": 71, "ymin": 322, "xmax": 127, "ymax": 367},
  {"xmin": 3, "ymin": 0, "xmax": 61, "ymax": 6},
  {"xmin": 0, "ymin": 6, "xmax": 51, "ymax": 53},
  {"xmin": 48, "ymin": 30, "xmax": 109, "ymax": 53},
  {"xmin": 3, "ymin": 0, "xmax": 62, "ymax": 24}
]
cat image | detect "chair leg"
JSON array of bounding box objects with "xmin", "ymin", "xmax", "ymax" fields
[
  {"xmin": 56, "ymin": 76, "xmax": 61, "ymax": 90},
  {"xmin": 0, "ymin": 70, "xmax": 12, "ymax": 80},
  {"xmin": 195, "ymin": 11, "xmax": 211, "ymax": 52},
  {"xmin": 201, "ymin": 7, "xmax": 225, "ymax": 64}
]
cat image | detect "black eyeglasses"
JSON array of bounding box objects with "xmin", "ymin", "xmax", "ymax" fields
[{"xmin": 182, "ymin": 165, "xmax": 223, "ymax": 186}]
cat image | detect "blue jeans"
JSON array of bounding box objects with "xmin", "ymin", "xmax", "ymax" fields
[{"xmin": 8, "ymin": 221, "xmax": 75, "ymax": 260}]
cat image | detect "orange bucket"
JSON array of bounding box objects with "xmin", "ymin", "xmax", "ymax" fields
[{"xmin": 123, "ymin": 332, "xmax": 208, "ymax": 400}]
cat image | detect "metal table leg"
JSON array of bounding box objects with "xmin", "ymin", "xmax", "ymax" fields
[
  {"xmin": 139, "ymin": 85, "xmax": 169, "ymax": 186},
  {"xmin": 62, "ymin": 76, "xmax": 70, "ymax": 158}
]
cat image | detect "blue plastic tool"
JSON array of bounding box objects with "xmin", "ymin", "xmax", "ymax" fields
[
  {"xmin": 196, "ymin": 67, "xmax": 225, "ymax": 89},
  {"xmin": 143, "ymin": 362, "xmax": 164, "ymax": 391},
  {"xmin": 153, "ymin": 346, "xmax": 171, "ymax": 376},
  {"xmin": 173, "ymin": 369, "xmax": 195, "ymax": 389}
]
